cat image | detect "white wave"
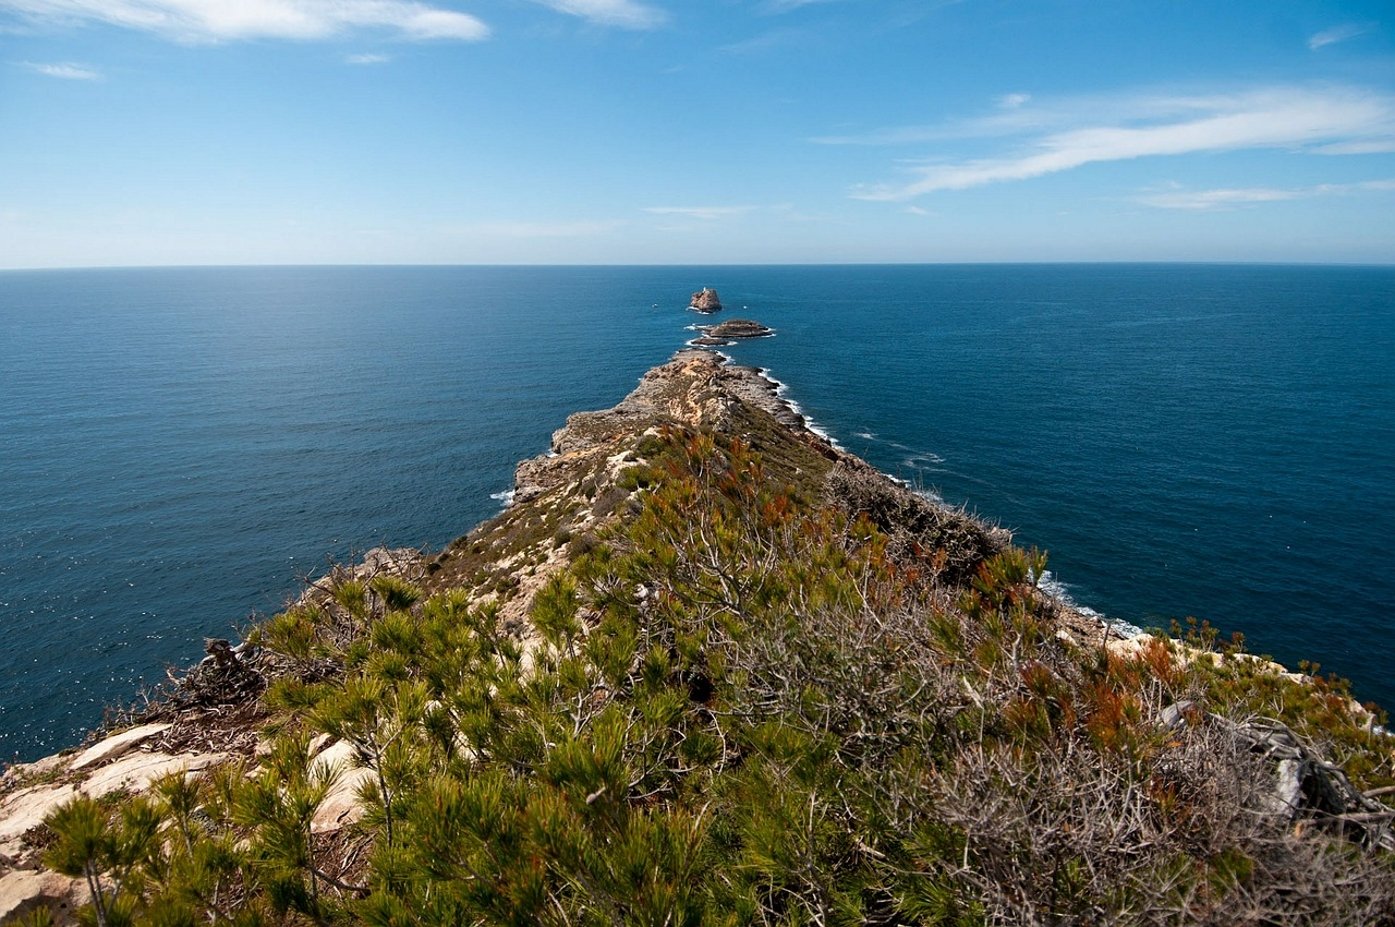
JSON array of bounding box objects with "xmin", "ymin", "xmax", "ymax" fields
[
  {"xmin": 755, "ymin": 367, "xmax": 846, "ymax": 451},
  {"xmin": 903, "ymin": 453, "xmax": 946, "ymax": 469},
  {"xmin": 1035, "ymin": 570, "xmax": 1142, "ymax": 636},
  {"xmin": 854, "ymin": 431, "xmax": 876, "ymax": 440},
  {"xmin": 489, "ymin": 488, "xmax": 516, "ymax": 508}
]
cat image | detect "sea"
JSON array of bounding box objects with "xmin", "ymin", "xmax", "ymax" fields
[{"xmin": 1, "ymin": 264, "xmax": 1392, "ymax": 762}]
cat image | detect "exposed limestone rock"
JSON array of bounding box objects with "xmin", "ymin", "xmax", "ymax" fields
[
  {"xmin": 1, "ymin": 754, "xmax": 66, "ymax": 792},
  {"xmin": 689, "ymin": 287, "xmax": 722, "ymax": 313},
  {"xmin": 0, "ymin": 868, "xmax": 84, "ymax": 925},
  {"xmin": 310, "ymin": 740, "xmax": 374, "ymax": 834},
  {"xmin": 0, "ymin": 785, "xmax": 77, "ymax": 861},
  {"xmin": 80, "ymin": 751, "xmax": 227, "ymax": 799},
  {"xmin": 68, "ymin": 723, "xmax": 172, "ymax": 771}
]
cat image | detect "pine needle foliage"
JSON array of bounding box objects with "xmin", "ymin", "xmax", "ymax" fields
[{"xmin": 46, "ymin": 429, "xmax": 1395, "ymax": 925}]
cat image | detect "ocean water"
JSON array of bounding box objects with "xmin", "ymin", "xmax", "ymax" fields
[{"xmin": 1, "ymin": 265, "xmax": 1391, "ymax": 761}]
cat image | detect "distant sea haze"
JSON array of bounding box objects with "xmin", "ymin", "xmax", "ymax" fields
[{"xmin": 1, "ymin": 264, "xmax": 1391, "ymax": 761}]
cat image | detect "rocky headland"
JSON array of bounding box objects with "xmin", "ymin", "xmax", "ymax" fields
[{"xmin": 2, "ymin": 350, "xmax": 1392, "ymax": 925}]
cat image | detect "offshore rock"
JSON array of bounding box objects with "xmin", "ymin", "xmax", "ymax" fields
[
  {"xmin": 690, "ymin": 318, "xmax": 774, "ymax": 346},
  {"xmin": 689, "ymin": 287, "xmax": 722, "ymax": 313}
]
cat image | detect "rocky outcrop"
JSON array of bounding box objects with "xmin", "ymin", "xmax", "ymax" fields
[
  {"xmin": 0, "ymin": 869, "xmax": 84, "ymax": 925},
  {"xmin": 689, "ymin": 287, "xmax": 722, "ymax": 313},
  {"xmin": 0, "ymin": 733, "xmax": 231, "ymax": 924},
  {"xmin": 690, "ymin": 318, "xmax": 774, "ymax": 346}
]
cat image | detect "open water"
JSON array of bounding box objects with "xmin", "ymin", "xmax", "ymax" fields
[{"xmin": 1, "ymin": 264, "xmax": 1392, "ymax": 761}]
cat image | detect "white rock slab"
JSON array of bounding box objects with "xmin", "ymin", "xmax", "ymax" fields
[
  {"xmin": 68, "ymin": 723, "xmax": 172, "ymax": 771},
  {"xmin": 0, "ymin": 784, "xmax": 77, "ymax": 853},
  {"xmin": 310, "ymin": 740, "xmax": 374, "ymax": 834},
  {"xmin": 78, "ymin": 751, "xmax": 227, "ymax": 799},
  {"xmin": 0, "ymin": 867, "xmax": 85, "ymax": 926}
]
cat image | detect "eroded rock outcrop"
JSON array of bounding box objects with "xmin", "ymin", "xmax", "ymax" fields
[
  {"xmin": 689, "ymin": 287, "xmax": 722, "ymax": 313},
  {"xmin": 690, "ymin": 318, "xmax": 774, "ymax": 346}
]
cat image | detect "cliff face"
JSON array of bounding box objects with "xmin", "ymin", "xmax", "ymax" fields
[{"xmin": 2, "ymin": 351, "xmax": 1391, "ymax": 925}]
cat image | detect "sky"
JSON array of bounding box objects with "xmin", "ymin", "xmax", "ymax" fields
[{"xmin": 1, "ymin": 0, "xmax": 1393, "ymax": 267}]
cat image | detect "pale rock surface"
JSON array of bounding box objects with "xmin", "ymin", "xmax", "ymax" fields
[
  {"xmin": 0, "ymin": 785, "xmax": 77, "ymax": 861},
  {"xmin": 0, "ymin": 867, "xmax": 85, "ymax": 925},
  {"xmin": 311, "ymin": 740, "xmax": 374, "ymax": 834},
  {"xmin": 78, "ymin": 751, "xmax": 226, "ymax": 799},
  {"xmin": 68, "ymin": 723, "xmax": 172, "ymax": 771}
]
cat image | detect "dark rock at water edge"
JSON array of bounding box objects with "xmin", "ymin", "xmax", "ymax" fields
[{"xmin": 690, "ymin": 318, "xmax": 775, "ymax": 347}]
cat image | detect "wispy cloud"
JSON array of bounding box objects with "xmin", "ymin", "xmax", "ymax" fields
[
  {"xmin": 846, "ymin": 85, "xmax": 1395, "ymax": 200},
  {"xmin": 998, "ymin": 92, "xmax": 1030, "ymax": 109},
  {"xmin": 527, "ymin": 0, "xmax": 665, "ymax": 29},
  {"xmin": 1308, "ymin": 23, "xmax": 1371, "ymax": 50},
  {"xmin": 763, "ymin": 0, "xmax": 841, "ymax": 11},
  {"xmin": 345, "ymin": 52, "xmax": 389, "ymax": 64},
  {"xmin": 1138, "ymin": 179, "xmax": 1395, "ymax": 210},
  {"xmin": 0, "ymin": 0, "xmax": 489, "ymax": 43},
  {"xmin": 643, "ymin": 205, "xmax": 756, "ymax": 221},
  {"xmin": 21, "ymin": 59, "xmax": 101, "ymax": 78},
  {"xmin": 446, "ymin": 219, "xmax": 624, "ymax": 238}
]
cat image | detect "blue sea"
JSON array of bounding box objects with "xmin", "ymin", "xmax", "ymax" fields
[{"xmin": 1, "ymin": 265, "xmax": 1392, "ymax": 761}]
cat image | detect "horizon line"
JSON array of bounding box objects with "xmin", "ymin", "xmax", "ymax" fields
[{"xmin": 3, "ymin": 259, "xmax": 1394, "ymax": 273}]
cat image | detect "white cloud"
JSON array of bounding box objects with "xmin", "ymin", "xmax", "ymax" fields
[
  {"xmin": 0, "ymin": 0, "xmax": 489, "ymax": 42},
  {"xmin": 1138, "ymin": 178, "xmax": 1395, "ymax": 210},
  {"xmin": 22, "ymin": 59, "xmax": 100, "ymax": 78},
  {"xmin": 1308, "ymin": 23, "xmax": 1370, "ymax": 50},
  {"xmin": 527, "ymin": 0, "xmax": 665, "ymax": 29},
  {"xmin": 848, "ymin": 86, "xmax": 1395, "ymax": 200},
  {"xmin": 643, "ymin": 205, "xmax": 756, "ymax": 221},
  {"xmin": 998, "ymin": 92, "xmax": 1030, "ymax": 109},
  {"xmin": 1312, "ymin": 139, "xmax": 1395, "ymax": 155},
  {"xmin": 345, "ymin": 52, "xmax": 389, "ymax": 64}
]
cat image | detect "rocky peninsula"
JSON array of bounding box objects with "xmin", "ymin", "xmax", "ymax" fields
[{"xmin": 2, "ymin": 350, "xmax": 1392, "ymax": 925}]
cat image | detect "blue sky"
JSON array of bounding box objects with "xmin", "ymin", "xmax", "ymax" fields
[{"xmin": 2, "ymin": 0, "xmax": 1393, "ymax": 266}]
